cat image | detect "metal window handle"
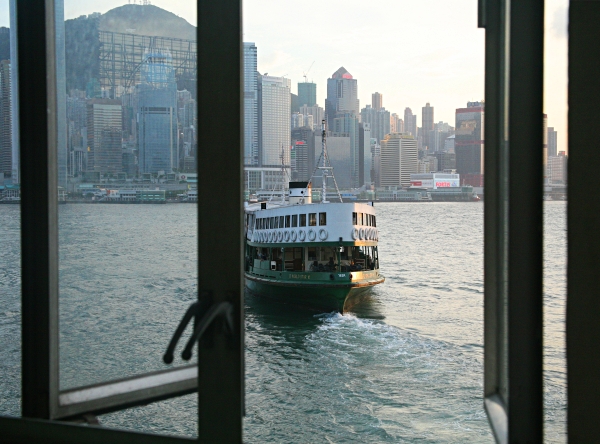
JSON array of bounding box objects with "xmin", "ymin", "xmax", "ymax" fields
[{"xmin": 163, "ymin": 300, "xmax": 235, "ymax": 364}]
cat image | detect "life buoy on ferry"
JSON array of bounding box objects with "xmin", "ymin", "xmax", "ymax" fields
[
  {"xmin": 308, "ymin": 229, "xmax": 317, "ymax": 241},
  {"xmin": 367, "ymin": 228, "xmax": 373, "ymax": 240},
  {"xmin": 298, "ymin": 230, "xmax": 306, "ymax": 241},
  {"xmin": 277, "ymin": 231, "xmax": 283, "ymax": 242},
  {"xmin": 268, "ymin": 231, "xmax": 273, "ymax": 242},
  {"xmin": 284, "ymin": 230, "xmax": 290, "ymax": 242},
  {"xmin": 351, "ymin": 228, "xmax": 359, "ymax": 240},
  {"xmin": 291, "ymin": 230, "xmax": 297, "ymax": 242},
  {"xmin": 359, "ymin": 228, "xmax": 365, "ymax": 240},
  {"xmin": 318, "ymin": 228, "xmax": 328, "ymax": 241}
]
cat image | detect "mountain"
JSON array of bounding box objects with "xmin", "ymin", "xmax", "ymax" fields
[
  {"xmin": 99, "ymin": 4, "xmax": 195, "ymax": 40},
  {"xmin": 65, "ymin": 4, "xmax": 196, "ymax": 93}
]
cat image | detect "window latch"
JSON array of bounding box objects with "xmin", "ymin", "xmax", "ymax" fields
[{"xmin": 163, "ymin": 297, "xmax": 235, "ymax": 364}]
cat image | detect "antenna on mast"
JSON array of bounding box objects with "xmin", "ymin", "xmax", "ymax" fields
[{"xmin": 317, "ymin": 120, "xmax": 342, "ymax": 203}]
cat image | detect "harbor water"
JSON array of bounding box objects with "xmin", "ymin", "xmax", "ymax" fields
[{"xmin": 0, "ymin": 202, "xmax": 566, "ymax": 442}]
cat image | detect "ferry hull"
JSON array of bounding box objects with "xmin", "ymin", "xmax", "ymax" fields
[{"xmin": 245, "ymin": 272, "xmax": 384, "ymax": 313}]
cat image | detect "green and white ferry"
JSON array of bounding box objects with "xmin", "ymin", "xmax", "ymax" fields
[{"xmin": 244, "ymin": 121, "xmax": 384, "ymax": 312}]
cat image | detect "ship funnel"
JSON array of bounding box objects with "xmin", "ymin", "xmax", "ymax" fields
[{"xmin": 288, "ymin": 181, "xmax": 312, "ymax": 205}]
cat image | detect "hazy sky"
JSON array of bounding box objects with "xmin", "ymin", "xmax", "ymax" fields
[{"xmin": 0, "ymin": 0, "xmax": 568, "ymax": 151}]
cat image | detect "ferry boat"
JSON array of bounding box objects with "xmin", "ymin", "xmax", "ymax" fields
[{"xmin": 244, "ymin": 121, "xmax": 385, "ymax": 312}]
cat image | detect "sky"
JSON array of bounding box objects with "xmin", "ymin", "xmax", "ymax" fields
[{"xmin": 0, "ymin": 0, "xmax": 569, "ymax": 152}]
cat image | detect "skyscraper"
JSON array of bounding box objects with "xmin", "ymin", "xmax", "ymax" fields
[
  {"xmin": 244, "ymin": 42, "xmax": 259, "ymax": 166},
  {"xmin": 325, "ymin": 67, "xmax": 359, "ymax": 129},
  {"xmin": 543, "ymin": 113, "xmax": 548, "ymax": 174},
  {"xmin": 258, "ymin": 74, "xmax": 291, "ymax": 167},
  {"xmin": 372, "ymin": 92, "xmax": 382, "ymax": 110},
  {"xmin": 548, "ymin": 127, "xmax": 557, "ymax": 158},
  {"xmin": 332, "ymin": 112, "xmax": 360, "ymax": 188},
  {"xmin": 0, "ymin": 60, "xmax": 12, "ymax": 178},
  {"xmin": 380, "ymin": 133, "xmax": 418, "ymax": 188},
  {"xmin": 9, "ymin": 0, "xmax": 19, "ymax": 184},
  {"xmin": 404, "ymin": 107, "xmax": 417, "ymax": 137},
  {"xmin": 422, "ymin": 103, "xmax": 434, "ymax": 150},
  {"xmin": 361, "ymin": 105, "xmax": 390, "ymax": 144},
  {"xmin": 298, "ymin": 82, "xmax": 317, "ymax": 108},
  {"xmin": 455, "ymin": 101, "xmax": 484, "ymax": 186},
  {"xmin": 55, "ymin": 0, "xmax": 67, "ymax": 189},
  {"xmin": 87, "ymin": 99, "xmax": 122, "ymax": 173},
  {"xmin": 137, "ymin": 50, "xmax": 177, "ymax": 174}
]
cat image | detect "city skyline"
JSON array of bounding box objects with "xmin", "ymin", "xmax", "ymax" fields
[{"xmin": 0, "ymin": 0, "xmax": 568, "ymax": 153}]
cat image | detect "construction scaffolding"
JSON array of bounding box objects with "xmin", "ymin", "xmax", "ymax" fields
[{"xmin": 99, "ymin": 30, "xmax": 197, "ymax": 98}]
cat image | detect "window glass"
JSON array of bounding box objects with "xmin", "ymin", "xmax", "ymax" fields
[
  {"xmin": 270, "ymin": 216, "xmax": 274, "ymax": 228},
  {"xmin": 319, "ymin": 212, "xmax": 326, "ymax": 226},
  {"xmin": 352, "ymin": 212, "xmax": 357, "ymax": 225},
  {"xmin": 285, "ymin": 215, "xmax": 290, "ymax": 227},
  {"xmin": 308, "ymin": 213, "xmax": 317, "ymax": 226},
  {"xmin": 279, "ymin": 215, "xmax": 284, "ymax": 227},
  {"xmin": 291, "ymin": 214, "xmax": 297, "ymax": 227},
  {"xmin": 299, "ymin": 214, "xmax": 306, "ymax": 227},
  {"xmin": 274, "ymin": 216, "xmax": 279, "ymax": 228},
  {"xmin": 373, "ymin": 215, "xmax": 376, "ymax": 227}
]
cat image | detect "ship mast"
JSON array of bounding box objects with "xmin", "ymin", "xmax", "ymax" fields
[{"xmin": 318, "ymin": 120, "xmax": 342, "ymax": 203}]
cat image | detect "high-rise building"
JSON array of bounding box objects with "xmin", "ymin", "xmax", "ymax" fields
[
  {"xmin": 548, "ymin": 126, "xmax": 557, "ymax": 158},
  {"xmin": 422, "ymin": 103, "xmax": 434, "ymax": 150},
  {"xmin": 87, "ymin": 99, "xmax": 122, "ymax": 174},
  {"xmin": 332, "ymin": 112, "xmax": 360, "ymax": 188},
  {"xmin": 136, "ymin": 50, "xmax": 177, "ymax": 174},
  {"xmin": 9, "ymin": 0, "xmax": 18, "ymax": 184},
  {"xmin": 325, "ymin": 67, "xmax": 359, "ymax": 129},
  {"xmin": 404, "ymin": 107, "xmax": 417, "ymax": 137},
  {"xmin": 314, "ymin": 132, "xmax": 353, "ymax": 189},
  {"xmin": 291, "ymin": 125, "xmax": 315, "ymax": 180},
  {"xmin": 258, "ymin": 74, "xmax": 291, "ymax": 167},
  {"xmin": 543, "ymin": 113, "xmax": 548, "ymax": 174},
  {"xmin": 359, "ymin": 122, "xmax": 371, "ymax": 186},
  {"xmin": 372, "ymin": 92, "xmax": 382, "ymax": 110},
  {"xmin": 244, "ymin": 42, "xmax": 259, "ymax": 166},
  {"xmin": 455, "ymin": 101, "xmax": 484, "ymax": 185},
  {"xmin": 549, "ymin": 152, "xmax": 567, "ymax": 184},
  {"xmin": 390, "ymin": 113, "xmax": 403, "ymax": 133},
  {"xmin": 299, "ymin": 104, "xmax": 324, "ymax": 131},
  {"xmin": 361, "ymin": 105, "xmax": 391, "ymax": 144},
  {"xmin": 0, "ymin": 60, "xmax": 12, "ymax": 178},
  {"xmin": 380, "ymin": 133, "xmax": 418, "ymax": 188},
  {"xmin": 298, "ymin": 82, "xmax": 317, "ymax": 108},
  {"xmin": 56, "ymin": 0, "xmax": 68, "ymax": 188}
]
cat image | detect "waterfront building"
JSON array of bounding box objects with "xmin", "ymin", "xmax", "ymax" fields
[
  {"xmin": 136, "ymin": 50, "xmax": 177, "ymax": 174},
  {"xmin": 404, "ymin": 107, "xmax": 417, "ymax": 137},
  {"xmin": 543, "ymin": 113, "xmax": 548, "ymax": 175},
  {"xmin": 258, "ymin": 74, "xmax": 291, "ymax": 167},
  {"xmin": 548, "ymin": 126, "xmax": 557, "ymax": 158},
  {"xmin": 56, "ymin": 0, "xmax": 68, "ymax": 188},
  {"xmin": 361, "ymin": 104, "xmax": 391, "ymax": 144},
  {"xmin": 372, "ymin": 92, "xmax": 382, "ymax": 110},
  {"xmin": 409, "ymin": 172, "xmax": 461, "ymax": 189},
  {"xmin": 380, "ymin": 132, "xmax": 418, "ymax": 188},
  {"xmin": 8, "ymin": 1, "xmax": 18, "ymax": 184},
  {"xmin": 244, "ymin": 43, "xmax": 259, "ymax": 167},
  {"xmin": 455, "ymin": 101, "xmax": 484, "ymax": 186},
  {"xmin": 291, "ymin": 125, "xmax": 315, "ymax": 180},
  {"xmin": 422, "ymin": 103, "xmax": 434, "ymax": 150},
  {"xmin": 333, "ymin": 112, "xmax": 360, "ymax": 188},
  {"xmin": 435, "ymin": 151, "xmax": 456, "ymax": 171},
  {"xmin": 298, "ymin": 81, "xmax": 317, "ymax": 108},
  {"xmin": 325, "ymin": 67, "xmax": 359, "ymax": 129},
  {"xmin": 87, "ymin": 99, "xmax": 122, "ymax": 174},
  {"xmin": 0, "ymin": 60, "xmax": 11, "ymax": 179},
  {"xmin": 291, "ymin": 140, "xmax": 309, "ymax": 181}
]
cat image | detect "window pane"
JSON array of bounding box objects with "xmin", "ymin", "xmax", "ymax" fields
[
  {"xmin": 291, "ymin": 214, "xmax": 297, "ymax": 227},
  {"xmin": 308, "ymin": 213, "xmax": 316, "ymax": 226},
  {"xmin": 299, "ymin": 214, "xmax": 306, "ymax": 226},
  {"xmin": 319, "ymin": 212, "xmax": 326, "ymax": 226}
]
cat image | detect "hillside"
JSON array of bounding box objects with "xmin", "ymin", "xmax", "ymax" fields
[{"xmin": 99, "ymin": 4, "xmax": 195, "ymax": 40}]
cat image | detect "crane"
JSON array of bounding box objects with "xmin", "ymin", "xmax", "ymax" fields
[{"xmin": 302, "ymin": 61, "xmax": 315, "ymax": 83}]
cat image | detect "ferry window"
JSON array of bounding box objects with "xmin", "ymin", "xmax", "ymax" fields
[
  {"xmin": 352, "ymin": 212, "xmax": 357, "ymax": 225},
  {"xmin": 308, "ymin": 247, "xmax": 317, "ymax": 260},
  {"xmin": 319, "ymin": 213, "xmax": 327, "ymax": 226},
  {"xmin": 367, "ymin": 214, "xmax": 372, "ymax": 226},
  {"xmin": 358, "ymin": 213, "xmax": 363, "ymax": 225},
  {"xmin": 279, "ymin": 216, "xmax": 285, "ymax": 227},
  {"xmin": 292, "ymin": 215, "xmax": 298, "ymax": 227},
  {"xmin": 373, "ymin": 216, "xmax": 376, "ymax": 227},
  {"xmin": 274, "ymin": 217, "xmax": 279, "ymax": 229},
  {"xmin": 285, "ymin": 215, "xmax": 290, "ymax": 227},
  {"xmin": 309, "ymin": 213, "xmax": 317, "ymax": 226},
  {"xmin": 270, "ymin": 217, "xmax": 275, "ymax": 228},
  {"xmin": 300, "ymin": 214, "xmax": 307, "ymax": 227}
]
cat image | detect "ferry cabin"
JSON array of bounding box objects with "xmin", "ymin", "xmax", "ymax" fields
[{"xmin": 245, "ymin": 201, "xmax": 380, "ymax": 277}]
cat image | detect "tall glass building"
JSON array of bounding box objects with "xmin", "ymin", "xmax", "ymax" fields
[
  {"xmin": 137, "ymin": 50, "xmax": 177, "ymax": 174},
  {"xmin": 55, "ymin": 0, "xmax": 67, "ymax": 189},
  {"xmin": 297, "ymin": 81, "xmax": 316, "ymax": 108},
  {"xmin": 243, "ymin": 43, "xmax": 258, "ymax": 166},
  {"xmin": 325, "ymin": 67, "xmax": 359, "ymax": 130},
  {"xmin": 258, "ymin": 74, "xmax": 291, "ymax": 167}
]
